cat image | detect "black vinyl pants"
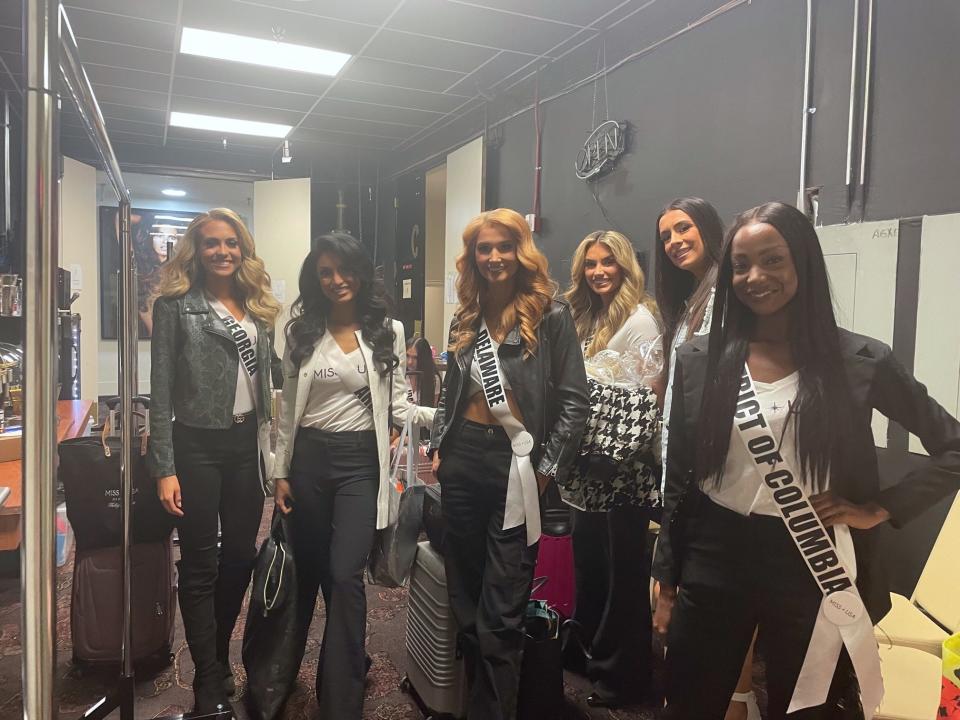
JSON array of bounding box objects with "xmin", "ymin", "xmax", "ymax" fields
[
  {"xmin": 570, "ymin": 504, "xmax": 654, "ymax": 701},
  {"xmin": 438, "ymin": 419, "xmax": 539, "ymax": 720},
  {"xmin": 664, "ymin": 494, "xmax": 861, "ymax": 720},
  {"xmin": 287, "ymin": 427, "xmax": 380, "ymax": 720},
  {"xmin": 172, "ymin": 419, "xmax": 264, "ymax": 688}
]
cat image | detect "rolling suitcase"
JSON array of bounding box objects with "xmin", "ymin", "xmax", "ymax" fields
[
  {"xmin": 70, "ymin": 538, "xmax": 177, "ymax": 667},
  {"xmin": 400, "ymin": 541, "xmax": 467, "ymax": 719}
]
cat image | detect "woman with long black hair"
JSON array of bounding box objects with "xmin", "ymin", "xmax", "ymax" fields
[
  {"xmin": 653, "ymin": 202, "xmax": 960, "ymax": 719},
  {"xmin": 272, "ymin": 233, "xmax": 435, "ymax": 718},
  {"xmin": 430, "ymin": 208, "xmax": 589, "ymax": 720}
]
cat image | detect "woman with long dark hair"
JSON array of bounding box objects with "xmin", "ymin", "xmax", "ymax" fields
[
  {"xmin": 149, "ymin": 208, "xmax": 281, "ymax": 714},
  {"xmin": 562, "ymin": 230, "xmax": 662, "ymax": 707},
  {"xmin": 406, "ymin": 335, "xmax": 440, "ymax": 407},
  {"xmin": 272, "ymin": 233, "xmax": 435, "ymax": 718},
  {"xmin": 653, "ymin": 202, "xmax": 960, "ymax": 719},
  {"xmin": 430, "ymin": 208, "xmax": 589, "ymax": 720}
]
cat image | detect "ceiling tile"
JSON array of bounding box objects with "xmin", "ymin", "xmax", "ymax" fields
[
  {"xmin": 298, "ymin": 112, "xmax": 414, "ymax": 140},
  {"xmin": 76, "ymin": 38, "xmax": 172, "ymax": 74},
  {"xmin": 0, "ymin": 26, "xmax": 20, "ymax": 55},
  {"xmin": 446, "ymin": 0, "xmax": 636, "ymax": 28},
  {"xmin": 91, "ymin": 83, "xmax": 169, "ymax": 111},
  {"xmin": 311, "ymin": 97, "xmax": 440, "ymax": 127},
  {"xmin": 63, "ymin": 0, "xmax": 181, "ymax": 25},
  {"xmin": 169, "ymin": 95, "xmax": 304, "ymax": 126},
  {"xmin": 342, "ymin": 57, "xmax": 464, "ymax": 94},
  {"xmin": 0, "ymin": 51, "xmax": 23, "ymax": 77},
  {"xmin": 295, "ymin": 125, "xmax": 397, "ymax": 150},
  {"xmin": 173, "ymin": 76, "xmax": 320, "ymax": 113},
  {"xmin": 0, "ymin": 3, "xmax": 20, "ymax": 28},
  {"xmin": 229, "ymin": 0, "xmax": 400, "ymax": 27},
  {"xmin": 84, "ymin": 64, "xmax": 170, "ymax": 94},
  {"xmin": 89, "ymin": 102, "xmax": 168, "ymax": 126},
  {"xmin": 387, "ymin": 0, "xmax": 578, "ymax": 56},
  {"xmin": 175, "ymin": 54, "xmax": 331, "ymax": 97},
  {"xmin": 329, "ymin": 80, "xmax": 466, "ymax": 114},
  {"xmin": 444, "ymin": 50, "xmax": 533, "ymax": 95},
  {"xmin": 182, "ymin": 0, "xmax": 374, "ymax": 56},
  {"xmin": 64, "ymin": 7, "xmax": 177, "ymax": 52},
  {"xmin": 363, "ymin": 30, "xmax": 498, "ymax": 73}
]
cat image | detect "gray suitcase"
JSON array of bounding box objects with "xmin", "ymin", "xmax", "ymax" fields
[{"xmin": 400, "ymin": 541, "xmax": 467, "ymax": 719}]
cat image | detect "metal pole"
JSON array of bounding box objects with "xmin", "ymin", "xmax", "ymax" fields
[
  {"xmin": 844, "ymin": 0, "xmax": 860, "ymax": 210},
  {"xmin": 797, "ymin": 0, "xmax": 813, "ymax": 211},
  {"xmin": 22, "ymin": 0, "xmax": 59, "ymax": 718},
  {"xmin": 858, "ymin": 0, "xmax": 875, "ymax": 217},
  {"xmin": 2, "ymin": 92, "xmax": 10, "ymax": 237},
  {"xmin": 118, "ymin": 201, "xmax": 136, "ymax": 691}
]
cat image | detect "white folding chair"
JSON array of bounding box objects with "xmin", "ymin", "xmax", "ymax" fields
[
  {"xmin": 874, "ymin": 644, "xmax": 942, "ymax": 720},
  {"xmin": 875, "ymin": 493, "xmax": 960, "ymax": 655}
]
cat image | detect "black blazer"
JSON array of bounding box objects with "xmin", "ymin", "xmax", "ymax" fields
[{"xmin": 652, "ymin": 329, "xmax": 960, "ymax": 622}]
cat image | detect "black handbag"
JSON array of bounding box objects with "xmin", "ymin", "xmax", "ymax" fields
[
  {"xmin": 58, "ymin": 416, "xmax": 173, "ymax": 551},
  {"xmin": 517, "ymin": 579, "xmax": 565, "ymax": 719},
  {"xmin": 242, "ymin": 512, "xmax": 302, "ymax": 720}
]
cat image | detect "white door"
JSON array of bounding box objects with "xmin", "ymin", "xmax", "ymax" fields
[{"xmin": 817, "ymin": 220, "xmax": 900, "ymax": 447}]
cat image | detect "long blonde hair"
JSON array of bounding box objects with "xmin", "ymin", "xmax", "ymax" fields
[
  {"xmin": 451, "ymin": 208, "xmax": 556, "ymax": 357},
  {"xmin": 565, "ymin": 230, "xmax": 660, "ymax": 357},
  {"xmin": 156, "ymin": 208, "xmax": 280, "ymax": 325}
]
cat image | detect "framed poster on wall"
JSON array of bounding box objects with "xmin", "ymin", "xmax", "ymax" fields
[{"xmin": 99, "ymin": 207, "xmax": 196, "ymax": 339}]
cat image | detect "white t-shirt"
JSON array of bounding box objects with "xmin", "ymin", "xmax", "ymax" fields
[
  {"xmin": 705, "ymin": 371, "xmax": 829, "ymax": 516},
  {"xmin": 207, "ymin": 297, "xmax": 259, "ymax": 416},
  {"xmin": 300, "ymin": 342, "xmax": 374, "ymax": 432},
  {"xmin": 603, "ymin": 304, "xmax": 662, "ymax": 355}
]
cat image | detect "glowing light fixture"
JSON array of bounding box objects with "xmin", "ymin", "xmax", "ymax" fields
[
  {"xmin": 179, "ymin": 27, "xmax": 351, "ymax": 76},
  {"xmin": 169, "ymin": 111, "xmax": 292, "ymax": 139},
  {"xmin": 161, "ymin": 188, "xmax": 187, "ymax": 197}
]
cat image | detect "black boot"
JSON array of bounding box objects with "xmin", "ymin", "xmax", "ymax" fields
[
  {"xmin": 214, "ymin": 559, "xmax": 255, "ymax": 698},
  {"xmin": 178, "ymin": 555, "xmax": 231, "ymax": 715}
]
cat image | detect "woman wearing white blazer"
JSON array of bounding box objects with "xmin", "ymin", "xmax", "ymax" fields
[{"xmin": 272, "ymin": 234, "xmax": 435, "ymax": 719}]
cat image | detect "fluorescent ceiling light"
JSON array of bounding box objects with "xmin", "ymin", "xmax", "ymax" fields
[
  {"xmin": 162, "ymin": 188, "xmax": 187, "ymax": 197},
  {"xmin": 170, "ymin": 111, "xmax": 292, "ymax": 139},
  {"xmin": 152, "ymin": 224, "xmax": 188, "ymax": 230},
  {"xmin": 179, "ymin": 27, "xmax": 351, "ymax": 76},
  {"xmin": 154, "ymin": 215, "xmax": 194, "ymax": 222}
]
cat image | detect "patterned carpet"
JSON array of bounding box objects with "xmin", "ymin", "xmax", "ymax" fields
[{"xmin": 0, "ymin": 500, "xmax": 675, "ymax": 720}]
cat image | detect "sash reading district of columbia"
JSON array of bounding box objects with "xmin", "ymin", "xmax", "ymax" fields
[
  {"xmin": 475, "ymin": 320, "xmax": 541, "ymax": 546},
  {"xmin": 734, "ymin": 366, "xmax": 883, "ymax": 717}
]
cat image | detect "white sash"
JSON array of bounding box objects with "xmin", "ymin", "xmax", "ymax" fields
[
  {"xmin": 475, "ymin": 320, "xmax": 541, "ymax": 546},
  {"xmin": 319, "ymin": 331, "xmax": 373, "ymax": 414},
  {"xmin": 734, "ymin": 366, "xmax": 883, "ymax": 717}
]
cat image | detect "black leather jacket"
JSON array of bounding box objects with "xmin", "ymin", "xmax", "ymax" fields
[
  {"xmin": 430, "ymin": 300, "xmax": 590, "ymax": 484},
  {"xmin": 148, "ymin": 286, "xmax": 281, "ymax": 478}
]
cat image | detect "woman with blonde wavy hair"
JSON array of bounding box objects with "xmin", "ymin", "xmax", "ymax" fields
[
  {"xmin": 429, "ymin": 208, "xmax": 590, "ymax": 720},
  {"xmin": 148, "ymin": 208, "xmax": 280, "ymax": 714},
  {"xmin": 562, "ymin": 230, "xmax": 663, "ymax": 708}
]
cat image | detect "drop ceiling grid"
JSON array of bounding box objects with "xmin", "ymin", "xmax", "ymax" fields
[{"xmin": 9, "ymin": 0, "xmax": 654, "ymax": 169}]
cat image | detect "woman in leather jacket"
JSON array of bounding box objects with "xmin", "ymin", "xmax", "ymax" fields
[
  {"xmin": 429, "ymin": 208, "xmax": 589, "ymax": 720},
  {"xmin": 148, "ymin": 208, "xmax": 280, "ymax": 715}
]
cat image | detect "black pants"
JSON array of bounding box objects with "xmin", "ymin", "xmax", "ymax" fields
[
  {"xmin": 665, "ymin": 494, "xmax": 861, "ymax": 720},
  {"xmin": 173, "ymin": 418, "xmax": 264, "ymax": 685},
  {"xmin": 438, "ymin": 419, "xmax": 540, "ymax": 720},
  {"xmin": 570, "ymin": 505, "xmax": 653, "ymax": 700},
  {"xmin": 287, "ymin": 427, "xmax": 379, "ymax": 720}
]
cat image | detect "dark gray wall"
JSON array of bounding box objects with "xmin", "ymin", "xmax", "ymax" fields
[{"xmin": 383, "ymin": 0, "xmax": 960, "ymax": 279}]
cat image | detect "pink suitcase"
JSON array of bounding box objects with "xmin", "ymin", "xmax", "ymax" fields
[{"xmin": 529, "ymin": 534, "xmax": 576, "ymax": 619}]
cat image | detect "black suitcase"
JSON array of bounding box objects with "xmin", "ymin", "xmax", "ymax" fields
[{"xmin": 70, "ymin": 539, "xmax": 177, "ymax": 667}]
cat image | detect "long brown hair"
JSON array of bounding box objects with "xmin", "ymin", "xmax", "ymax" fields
[
  {"xmin": 156, "ymin": 207, "xmax": 280, "ymax": 325},
  {"xmin": 450, "ymin": 208, "xmax": 556, "ymax": 357},
  {"xmin": 565, "ymin": 230, "xmax": 660, "ymax": 357}
]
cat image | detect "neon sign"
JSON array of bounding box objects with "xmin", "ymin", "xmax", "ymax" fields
[{"xmin": 575, "ymin": 120, "xmax": 627, "ymax": 180}]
